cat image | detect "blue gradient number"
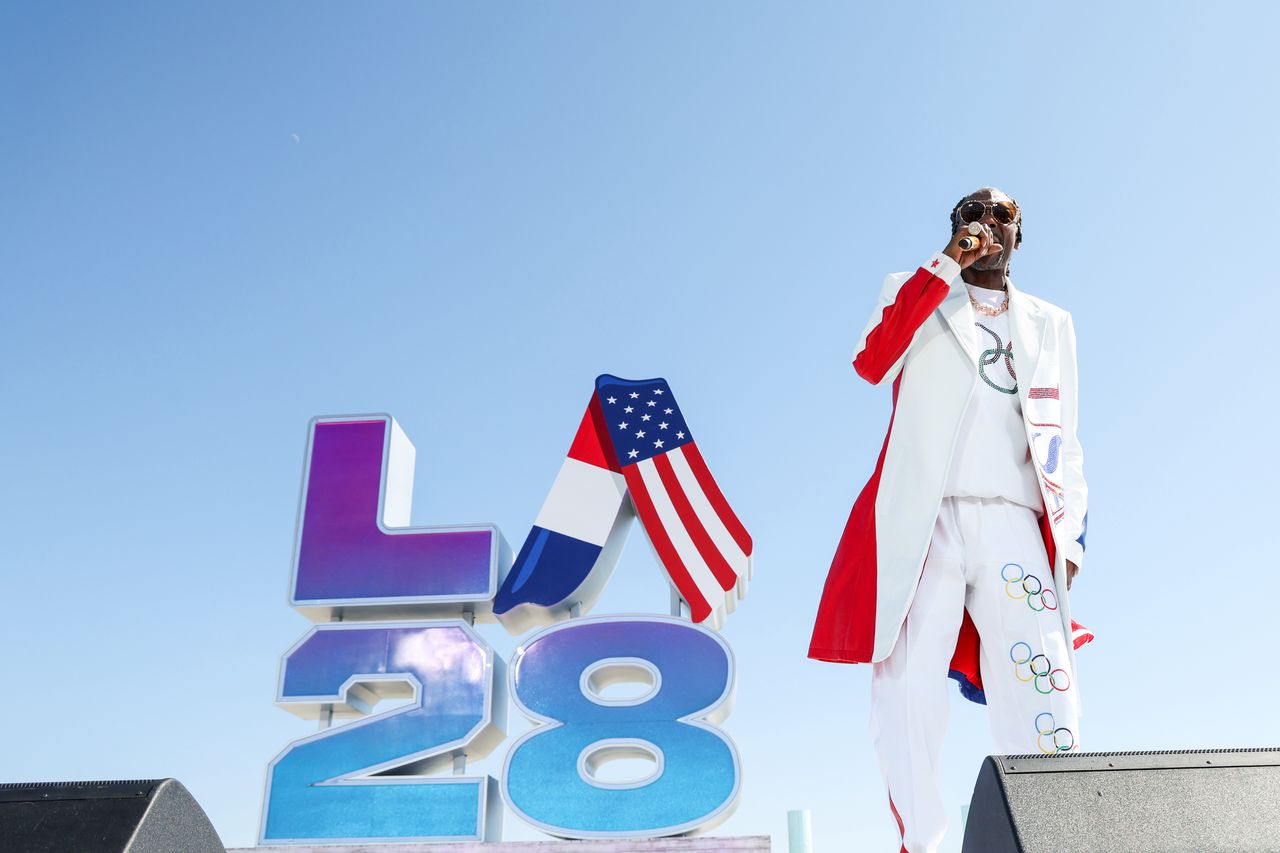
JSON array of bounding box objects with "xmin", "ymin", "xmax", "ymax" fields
[
  {"xmin": 502, "ymin": 616, "xmax": 740, "ymax": 838},
  {"xmin": 261, "ymin": 622, "xmax": 504, "ymax": 843}
]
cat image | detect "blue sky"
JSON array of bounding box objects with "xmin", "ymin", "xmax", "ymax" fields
[{"xmin": 4, "ymin": 3, "xmax": 1279, "ymax": 850}]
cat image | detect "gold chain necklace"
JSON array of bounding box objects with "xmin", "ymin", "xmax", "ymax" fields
[{"xmin": 969, "ymin": 287, "xmax": 1009, "ymax": 316}]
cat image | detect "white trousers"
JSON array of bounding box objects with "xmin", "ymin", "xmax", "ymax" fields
[{"xmin": 870, "ymin": 497, "xmax": 1080, "ymax": 853}]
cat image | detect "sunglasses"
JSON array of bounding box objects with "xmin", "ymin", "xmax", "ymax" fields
[{"xmin": 958, "ymin": 200, "xmax": 1019, "ymax": 225}]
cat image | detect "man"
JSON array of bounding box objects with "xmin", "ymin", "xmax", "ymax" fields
[{"xmin": 808, "ymin": 189, "xmax": 1088, "ymax": 853}]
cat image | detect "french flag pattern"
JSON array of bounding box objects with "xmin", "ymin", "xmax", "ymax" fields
[
  {"xmin": 493, "ymin": 375, "xmax": 752, "ymax": 634},
  {"xmin": 493, "ymin": 399, "xmax": 632, "ymax": 635}
]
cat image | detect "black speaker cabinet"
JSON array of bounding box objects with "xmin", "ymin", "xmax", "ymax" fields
[
  {"xmin": 963, "ymin": 749, "xmax": 1280, "ymax": 852},
  {"xmin": 0, "ymin": 778, "xmax": 225, "ymax": 853}
]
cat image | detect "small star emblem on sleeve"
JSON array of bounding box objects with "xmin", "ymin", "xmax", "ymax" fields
[{"xmin": 930, "ymin": 259, "xmax": 940, "ymax": 269}]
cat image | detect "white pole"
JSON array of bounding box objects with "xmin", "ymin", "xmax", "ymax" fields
[{"xmin": 787, "ymin": 809, "xmax": 813, "ymax": 853}]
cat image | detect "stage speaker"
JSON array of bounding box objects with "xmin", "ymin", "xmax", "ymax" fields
[
  {"xmin": 0, "ymin": 778, "xmax": 225, "ymax": 852},
  {"xmin": 962, "ymin": 749, "xmax": 1280, "ymax": 852}
]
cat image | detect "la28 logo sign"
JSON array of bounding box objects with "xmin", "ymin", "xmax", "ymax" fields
[{"xmin": 261, "ymin": 377, "xmax": 754, "ymax": 844}]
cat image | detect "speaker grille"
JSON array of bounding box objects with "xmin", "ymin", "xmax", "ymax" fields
[
  {"xmin": 1003, "ymin": 746, "xmax": 1280, "ymax": 760},
  {"xmin": 0, "ymin": 778, "xmax": 224, "ymax": 852},
  {"xmin": 965, "ymin": 750, "xmax": 1280, "ymax": 852},
  {"xmin": 0, "ymin": 780, "xmax": 161, "ymax": 802},
  {"xmin": 998, "ymin": 748, "xmax": 1280, "ymax": 774}
]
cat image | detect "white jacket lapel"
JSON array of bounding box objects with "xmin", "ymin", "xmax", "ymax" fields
[
  {"xmin": 1007, "ymin": 281, "xmax": 1046, "ymax": 397},
  {"xmin": 940, "ymin": 287, "xmax": 980, "ymax": 362}
]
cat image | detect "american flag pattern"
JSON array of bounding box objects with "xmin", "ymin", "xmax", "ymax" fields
[
  {"xmin": 595, "ymin": 375, "xmax": 752, "ymax": 626},
  {"xmin": 492, "ymin": 374, "xmax": 751, "ymax": 633}
]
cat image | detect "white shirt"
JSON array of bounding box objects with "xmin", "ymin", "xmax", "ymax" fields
[{"xmin": 943, "ymin": 283, "xmax": 1043, "ymax": 513}]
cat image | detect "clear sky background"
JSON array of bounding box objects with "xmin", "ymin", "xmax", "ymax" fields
[{"xmin": 4, "ymin": 3, "xmax": 1279, "ymax": 851}]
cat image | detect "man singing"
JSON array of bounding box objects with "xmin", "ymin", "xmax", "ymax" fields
[{"xmin": 808, "ymin": 188, "xmax": 1089, "ymax": 852}]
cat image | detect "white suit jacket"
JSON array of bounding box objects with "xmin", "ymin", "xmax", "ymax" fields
[{"xmin": 809, "ymin": 251, "xmax": 1087, "ymax": 674}]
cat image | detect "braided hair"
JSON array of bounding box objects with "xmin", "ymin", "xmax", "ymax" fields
[{"xmin": 949, "ymin": 190, "xmax": 1023, "ymax": 248}]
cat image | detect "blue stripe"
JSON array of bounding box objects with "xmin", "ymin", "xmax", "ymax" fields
[
  {"xmin": 494, "ymin": 526, "xmax": 604, "ymax": 614},
  {"xmin": 949, "ymin": 669, "xmax": 987, "ymax": 706},
  {"xmin": 507, "ymin": 527, "xmax": 550, "ymax": 594}
]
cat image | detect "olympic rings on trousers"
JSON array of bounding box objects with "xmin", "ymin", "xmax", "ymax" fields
[
  {"xmin": 1034, "ymin": 712, "xmax": 1077, "ymax": 754},
  {"xmin": 1001, "ymin": 563, "xmax": 1059, "ymax": 612},
  {"xmin": 1013, "ymin": 644, "xmax": 1073, "ymax": 693},
  {"xmin": 1009, "ymin": 642, "xmax": 1033, "ymax": 664},
  {"xmin": 1011, "ymin": 642, "xmax": 1036, "ymax": 682}
]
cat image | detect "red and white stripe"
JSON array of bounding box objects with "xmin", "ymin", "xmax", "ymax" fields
[
  {"xmin": 622, "ymin": 443, "xmax": 752, "ymax": 628},
  {"xmin": 1071, "ymin": 619, "xmax": 1095, "ymax": 650}
]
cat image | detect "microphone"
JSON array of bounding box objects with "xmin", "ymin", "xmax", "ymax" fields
[{"xmin": 957, "ymin": 221, "xmax": 984, "ymax": 251}]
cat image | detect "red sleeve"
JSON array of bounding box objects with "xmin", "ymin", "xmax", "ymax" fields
[{"xmin": 853, "ymin": 255, "xmax": 958, "ymax": 384}]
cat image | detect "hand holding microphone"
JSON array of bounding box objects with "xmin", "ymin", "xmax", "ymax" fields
[
  {"xmin": 943, "ymin": 221, "xmax": 1003, "ymax": 269},
  {"xmin": 958, "ymin": 221, "xmax": 984, "ymax": 251}
]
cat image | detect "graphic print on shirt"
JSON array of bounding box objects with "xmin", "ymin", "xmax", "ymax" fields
[{"xmin": 976, "ymin": 322, "xmax": 1018, "ymax": 395}]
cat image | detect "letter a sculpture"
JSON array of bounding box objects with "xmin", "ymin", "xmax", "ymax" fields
[{"xmin": 494, "ymin": 374, "xmax": 752, "ymax": 634}]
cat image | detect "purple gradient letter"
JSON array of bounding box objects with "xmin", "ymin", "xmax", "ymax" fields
[{"xmin": 290, "ymin": 416, "xmax": 507, "ymax": 620}]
